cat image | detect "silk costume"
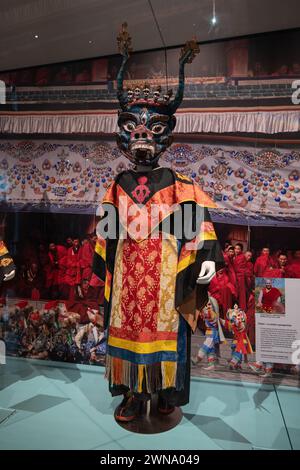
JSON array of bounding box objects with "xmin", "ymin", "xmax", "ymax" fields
[{"xmin": 92, "ymin": 168, "xmax": 223, "ymax": 404}]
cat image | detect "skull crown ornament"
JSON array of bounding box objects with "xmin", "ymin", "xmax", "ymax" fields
[{"xmin": 116, "ymin": 23, "xmax": 200, "ymax": 166}]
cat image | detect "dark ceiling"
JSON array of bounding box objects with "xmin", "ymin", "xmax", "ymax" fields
[{"xmin": 1, "ymin": 0, "xmax": 300, "ymax": 71}]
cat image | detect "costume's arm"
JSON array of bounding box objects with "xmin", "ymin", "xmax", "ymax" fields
[
  {"xmin": 91, "ymin": 196, "xmax": 119, "ymax": 287},
  {"xmin": 197, "ymin": 261, "xmax": 216, "ymax": 284},
  {"xmin": 197, "ymin": 207, "xmax": 224, "ymax": 285},
  {"xmin": 91, "ymin": 237, "xmax": 106, "ymax": 286},
  {"xmin": 175, "ymin": 204, "xmax": 224, "ymax": 322}
]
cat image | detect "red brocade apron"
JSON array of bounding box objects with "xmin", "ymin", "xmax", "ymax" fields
[{"xmin": 107, "ymin": 235, "xmax": 182, "ymax": 393}]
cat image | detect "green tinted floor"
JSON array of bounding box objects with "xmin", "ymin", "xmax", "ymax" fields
[{"xmin": 0, "ymin": 357, "xmax": 298, "ymax": 450}]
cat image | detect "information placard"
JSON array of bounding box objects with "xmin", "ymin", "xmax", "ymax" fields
[{"xmin": 255, "ymin": 278, "xmax": 300, "ymax": 364}]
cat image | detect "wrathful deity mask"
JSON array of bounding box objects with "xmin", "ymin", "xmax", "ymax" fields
[
  {"xmin": 116, "ymin": 105, "xmax": 176, "ymax": 166},
  {"xmin": 116, "ymin": 24, "xmax": 200, "ymax": 166}
]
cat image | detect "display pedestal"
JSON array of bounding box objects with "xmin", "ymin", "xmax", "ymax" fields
[{"xmin": 114, "ymin": 394, "xmax": 183, "ymax": 434}]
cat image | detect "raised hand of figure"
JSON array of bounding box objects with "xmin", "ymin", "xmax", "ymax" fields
[
  {"xmin": 179, "ymin": 38, "xmax": 200, "ymax": 67},
  {"xmin": 117, "ymin": 22, "xmax": 132, "ymax": 59},
  {"xmin": 196, "ymin": 261, "xmax": 216, "ymax": 285}
]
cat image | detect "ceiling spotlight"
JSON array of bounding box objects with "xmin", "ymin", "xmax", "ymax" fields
[
  {"xmin": 34, "ymin": 34, "xmax": 39, "ymax": 39},
  {"xmin": 88, "ymin": 40, "xmax": 93, "ymax": 44},
  {"xmin": 211, "ymin": 0, "xmax": 217, "ymax": 26}
]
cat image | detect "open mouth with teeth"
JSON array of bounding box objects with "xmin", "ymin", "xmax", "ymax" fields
[{"xmin": 130, "ymin": 141, "xmax": 156, "ymax": 163}]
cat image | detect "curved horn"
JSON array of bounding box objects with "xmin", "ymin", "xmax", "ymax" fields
[
  {"xmin": 116, "ymin": 22, "xmax": 132, "ymax": 111},
  {"xmin": 116, "ymin": 55, "xmax": 129, "ymax": 111}
]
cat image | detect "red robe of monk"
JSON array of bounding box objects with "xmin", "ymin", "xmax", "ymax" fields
[
  {"xmin": 65, "ymin": 246, "xmax": 81, "ymax": 288},
  {"xmin": 66, "ymin": 285, "xmax": 103, "ymax": 323},
  {"xmin": 45, "ymin": 245, "xmax": 67, "ymax": 290},
  {"xmin": 254, "ymin": 254, "xmax": 275, "ymax": 277},
  {"xmin": 245, "ymin": 259, "xmax": 254, "ymax": 296},
  {"xmin": 79, "ymin": 241, "xmax": 95, "ymax": 281},
  {"xmin": 18, "ymin": 265, "xmax": 45, "ymax": 300},
  {"xmin": 259, "ymin": 287, "xmax": 282, "ymax": 312},
  {"xmin": 289, "ymin": 260, "xmax": 300, "ymax": 278},
  {"xmin": 223, "ymin": 252, "xmax": 237, "ymax": 288},
  {"xmin": 263, "ymin": 265, "xmax": 296, "ymax": 279},
  {"xmin": 233, "ymin": 253, "xmax": 247, "ymax": 311},
  {"xmin": 209, "ymin": 269, "xmax": 236, "ymax": 317}
]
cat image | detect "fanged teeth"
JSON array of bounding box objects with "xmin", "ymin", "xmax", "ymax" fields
[
  {"xmin": 131, "ymin": 143, "xmax": 153, "ymax": 150},
  {"xmin": 131, "ymin": 142, "xmax": 155, "ymax": 155}
]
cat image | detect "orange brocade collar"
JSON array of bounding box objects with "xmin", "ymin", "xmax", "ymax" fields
[{"xmin": 101, "ymin": 170, "xmax": 216, "ymax": 242}]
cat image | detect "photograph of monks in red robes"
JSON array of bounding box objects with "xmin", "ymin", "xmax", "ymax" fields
[{"xmin": 255, "ymin": 278, "xmax": 285, "ymax": 314}]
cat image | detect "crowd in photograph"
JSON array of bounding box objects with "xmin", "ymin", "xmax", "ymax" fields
[
  {"xmin": 0, "ymin": 233, "xmax": 106, "ymax": 364},
  {"xmin": 1, "ymin": 233, "xmax": 103, "ymax": 303},
  {"xmin": 0, "ymin": 298, "xmax": 106, "ymax": 365}
]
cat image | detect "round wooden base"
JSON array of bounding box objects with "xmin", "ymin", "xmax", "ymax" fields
[{"xmin": 114, "ymin": 395, "xmax": 183, "ymax": 434}]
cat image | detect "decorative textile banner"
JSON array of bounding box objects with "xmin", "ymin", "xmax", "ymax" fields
[
  {"xmin": 1, "ymin": 139, "xmax": 300, "ymax": 225},
  {"xmin": 1, "ymin": 107, "xmax": 300, "ymax": 135}
]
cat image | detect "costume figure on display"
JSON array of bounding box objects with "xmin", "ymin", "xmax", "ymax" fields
[
  {"xmin": 92, "ymin": 24, "xmax": 224, "ymax": 423},
  {"xmin": 249, "ymin": 360, "xmax": 274, "ymax": 378},
  {"xmin": 221, "ymin": 304, "xmax": 253, "ymax": 370},
  {"xmin": 192, "ymin": 297, "xmax": 225, "ymax": 370},
  {"xmin": 0, "ymin": 239, "xmax": 16, "ymax": 283}
]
